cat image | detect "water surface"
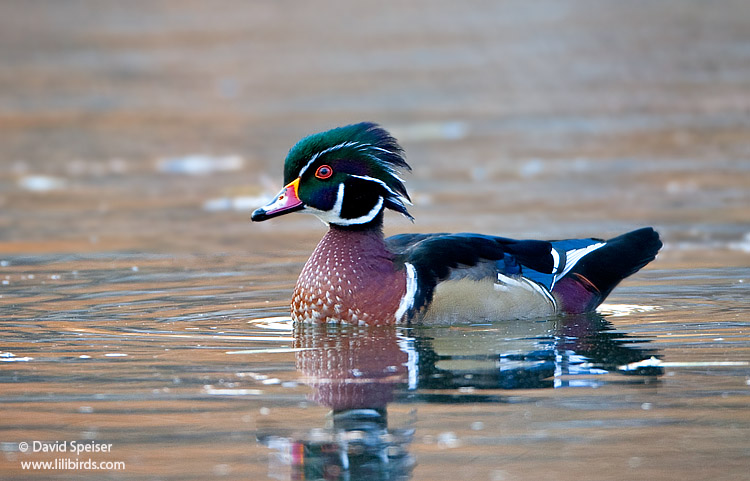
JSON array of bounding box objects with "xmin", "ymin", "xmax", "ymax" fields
[
  {"xmin": 1, "ymin": 252, "xmax": 748, "ymax": 480},
  {"xmin": 1, "ymin": 1, "xmax": 749, "ymax": 480}
]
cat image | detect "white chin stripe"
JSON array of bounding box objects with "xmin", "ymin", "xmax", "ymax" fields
[
  {"xmin": 335, "ymin": 195, "xmax": 383, "ymax": 225},
  {"xmin": 312, "ymin": 182, "xmax": 384, "ymax": 226}
]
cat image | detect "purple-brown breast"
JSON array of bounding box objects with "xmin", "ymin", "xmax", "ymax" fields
[{"xmin": 291, "ymin": 228, "xmax": 407, "ymax": 325}]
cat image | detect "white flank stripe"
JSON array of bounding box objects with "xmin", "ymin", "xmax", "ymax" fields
[
  {"xmin": 395, "ymin": 263, "xmax": 418, "ymax": 322},
  {"xmin": 496, "ymin": 273, "xmax": 556, "ymax": 307},
  {"xmin": 528, "ymin": 279, "xmax": 557, "ymax": 306},
  {"xmin": 497, "ymin": 273, "xmax": 527, "ymax": 289}
]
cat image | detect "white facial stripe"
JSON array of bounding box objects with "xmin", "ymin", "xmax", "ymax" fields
[
  {"xmin": 332, "ymin": 182, "xmax": 345, "ymax": 217},
  {"xmin": 395, "ymin": 263, "xmax": 418, "ymax": 322},
  {"xmin": 308, "ymin": 182, "xmax": 383, "ymax": 226},
  {"xmin": 335, "ymin": 196, "xmax": 384, "ymax": 225},
  {"xmin": 349, "ymin": 174, "xmax": 396, "ymax": 197},
  {"xmin": 300, "ymin": 183, "xmax": 344, "ymax": 225},
  {"xmin": 368, "ymin": 145, "xmax": 392, "ymax": 154},
  {"xmin": 296, "ymin": 155, "xmax": 318, "ymax": 179},
  {"xmin": 297, "ymin": 141, "xmax": 362, "ymax": 177},
  {"xmin": 349, "ymin": 174, "xmax": 411, "ymax": 206}
]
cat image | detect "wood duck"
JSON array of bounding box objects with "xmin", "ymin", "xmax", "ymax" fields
[{"xmin": 252, "ymin": 122, "xmax": 662, "ymax": 325}]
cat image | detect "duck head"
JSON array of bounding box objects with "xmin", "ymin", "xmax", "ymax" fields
[{"xmin": 251, "ymin": 122, "xmax": 413, "ymax": 227}]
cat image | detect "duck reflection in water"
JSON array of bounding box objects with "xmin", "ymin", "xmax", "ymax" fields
[{"xmin": 259, "ymin": 313, "xmax": 661, "ymax": 480}]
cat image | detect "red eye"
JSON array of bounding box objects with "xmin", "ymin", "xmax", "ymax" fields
[{"xmin": 315, "ymin": 165, "xmax": 333, "ymax": 179}]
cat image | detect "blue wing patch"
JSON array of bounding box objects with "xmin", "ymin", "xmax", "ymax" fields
[{"xmin": 497, "ymin": 238, "xmax": 606, "ymax": 291}]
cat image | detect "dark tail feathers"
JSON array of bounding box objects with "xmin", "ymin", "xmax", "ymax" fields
[{"xmin": 553, "ymin": 227, "xmax": 662, "ymax": 313}]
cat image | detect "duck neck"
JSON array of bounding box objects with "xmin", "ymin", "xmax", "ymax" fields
[
  {"xmin": 329, "ymin": 210, "xmax": 385, "ymax": 234},
  {"xmin": 320, "ymin": 212, "xmax": 393, "ymax": 264}
]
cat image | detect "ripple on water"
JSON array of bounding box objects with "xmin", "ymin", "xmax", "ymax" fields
[{"xmin": 1, "ymin": 253, "xmax": 748, "ymax": 481}]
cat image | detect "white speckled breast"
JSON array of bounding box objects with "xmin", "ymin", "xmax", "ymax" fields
[{"xmin": 291, "ymin": 228, "xmax": 407, "ymax": 325}]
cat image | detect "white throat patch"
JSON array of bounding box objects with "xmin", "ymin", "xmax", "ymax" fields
[{"xmin": 310, "ymin": 182, "xmax": 384, "ymax": 226}]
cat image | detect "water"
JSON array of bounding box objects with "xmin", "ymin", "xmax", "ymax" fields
[
  {"xmin": 2, "ymin": 1, "xmax": 750, "ymax": 480},
  {"xmin": 1, "ymin": 253, "xmax": 748, "ymax": 480}
]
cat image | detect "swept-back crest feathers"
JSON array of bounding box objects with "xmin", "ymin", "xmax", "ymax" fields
[{"xmin": 284, "ymin": 122, "xmax": 413, "ymax": 219}]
